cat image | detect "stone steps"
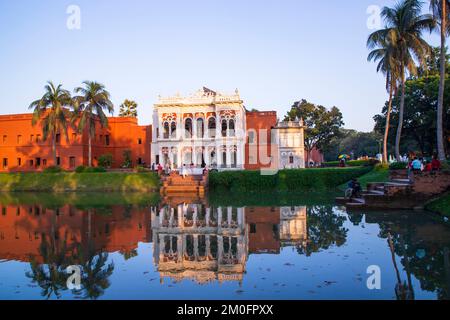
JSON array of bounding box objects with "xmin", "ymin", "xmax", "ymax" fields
[{"xmin": 160, "ymin": 174, "xmax": 207, "ymax": 197}]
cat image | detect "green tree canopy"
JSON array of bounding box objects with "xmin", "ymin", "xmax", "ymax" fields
[
  {"xmin": 373, "ymin": 48, "xmax": 450, "ymax": 156},
  {"xmin": 284, "ymin": 99, "xmax": 344, "ymax": 154}
]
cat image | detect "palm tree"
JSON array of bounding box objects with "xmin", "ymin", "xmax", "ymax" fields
[
  {"xmin": 367, "ymin": 35, "xmax": 401, "ymax": 164},
  {"xmin": 29, "ymin": 82, "xmax": 73, "ymax": 166},
  {"xmin": 430, "ymin": 0, "xmax": 450, "ymax": 160},
  {"xmin": 370, "ymin": 0, "xmax": 434, "ymax": 161},
  {"xmin": 119, "ymin": 99, "xmax": 138, "ymax": 117},
  {"xmin": 73, "ymin": 81, "xmax": 114, "ymax": 167}
]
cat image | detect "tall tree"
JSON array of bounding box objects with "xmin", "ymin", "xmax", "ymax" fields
[
  {"xmin": 29, "ymin": 82, "xmax": 73, "ymax": 166},
  {"xmin": 430, "ymin": 0, "xmax": 450, "ymax": 160},
  {"xmin": 367, "ymin": 34, "xmax": 401, "ymax": 163},
  {"xmin": 118, "ymin": 99, "xmax": 138, "ymax": 117},
  {"xmin": 369, "ymin": 0, "xmax": 434, "ymax": 161},
  {"xmin": 284, "ymin": 99, "xmax": 344, "ymax": 162},
  {"xmin": 73, "ymin": 81, "xmax": 114, "ymax": 167}
]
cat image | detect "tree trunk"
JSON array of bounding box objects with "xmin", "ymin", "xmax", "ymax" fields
[
  {"xmin": 88, "ymin": 117, "xmax": 92, "ymax": 167},
  {"xmin": 88, "ymin": 133, "xmax": 92, "ymax": 167},
  {"xmin": 437, "ymin": 2, "xmax": 447, "ymax": 161},
  {"xmin": 395, "ymin": 69, "xmax": 406, "ymax": 161},
  {"xmin": 384, "ymin": 85, "xmax": 394, "ymax": 164},
  {"xmin": 52, "ymin": 134, "xmax": 57, "ymax": 166}
]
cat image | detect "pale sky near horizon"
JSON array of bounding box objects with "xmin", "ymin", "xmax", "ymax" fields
[{"xmin": 0, "ymin": 0, "xmax": 445, "ymax": 132}]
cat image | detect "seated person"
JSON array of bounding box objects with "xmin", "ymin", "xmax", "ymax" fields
[{"xmin": 347, "ymin": 178, "xmax": 362, "ymax": 199}]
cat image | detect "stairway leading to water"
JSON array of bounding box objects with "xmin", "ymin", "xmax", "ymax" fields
[
  {"xmin": 160, "ymin": 172, "xmax": 207, "ymax": 198},
  {"xmin": 336, "ymin": 170, "xmax": 450, "ymax": 210}
]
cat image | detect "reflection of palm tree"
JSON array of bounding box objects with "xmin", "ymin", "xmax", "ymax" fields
[
  {"xmin": 388, "ymin": 234, "xmax": 415, "ymax": 300},
  {"xmin": 73, "ymin": 243, "xmax": 114, "ymax": 300},
  {"xmin": 388, "ymin": 232, "xmax": 409, "ymax": 300},
  {"xmin": 26, "ymin": 233, "xmax": 72, "ymax": 299}
]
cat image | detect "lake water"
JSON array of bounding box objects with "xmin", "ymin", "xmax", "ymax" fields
[{"xmin": 0, "ymin": 192, "xmax": 449, "ymax": 300}]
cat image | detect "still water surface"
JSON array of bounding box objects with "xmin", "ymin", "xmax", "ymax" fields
[{"xmin": 0, "ymin": 192, "xmax": 449, "ymax": 300}]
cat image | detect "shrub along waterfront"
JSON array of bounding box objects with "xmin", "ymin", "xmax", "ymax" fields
[
  {"xmin": 321, "ymin": 159, "xmax": 379, "ymax": 167},
  {"xmin": 0, "ymin": 172, "xmax": 160, "ymax": 192},
  {"xmin": 209, "ymin": 167, "xmax": 373, "ymax": 193}
]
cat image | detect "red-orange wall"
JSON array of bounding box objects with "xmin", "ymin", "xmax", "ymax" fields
[
  {"xmin": 0, "ymin": 204, "xmax": 151, "ymax": 263},
  {"xmin": 0, "ymin": 113, "xmax": 151, "ymax": 172},
  {"xmin": 245, "ymin": 111, "xmax": 277, "ymax": 170}
]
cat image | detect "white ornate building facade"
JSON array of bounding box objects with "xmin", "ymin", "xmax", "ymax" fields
[{"xmin": 151, "ymin": 87, "xmax": 307, "ymax": 170}]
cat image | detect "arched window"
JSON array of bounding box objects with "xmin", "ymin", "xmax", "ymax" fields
[
  {"xmin": 196, "ymin": 118, "xmax": 204, "ymax": 139},
  {"xmin": 229, "ymin": 119, "xmax": 235, "ymax": 137},
  {"xmin": 163, "ymin": 122, "xmax": 170, "ymax": 139},
  {"xmin": 208, "ymin": 117, "xmax": 216, "ymax": 138},
  {"xmin": 170, "ymin": 122, "xmax": 177, "ymax": 137},
  {"xmin": 231, "ymin": 146, "xmax": 237, "ymax": 168},
  {"xmin": 221, "ymin": 119, "xmax": 227, "ymax": 137},
  {"xmin": 222, "ymin": 148, "xmax": 227, "ymax": 168},
  {"xmin": 185, "ymin": 118, "xmax": 193, "ymax": 139}
]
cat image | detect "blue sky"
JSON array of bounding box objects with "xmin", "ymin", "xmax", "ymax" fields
[{"xmin": 0, "ymin": 0, "xmax": 444, "ymax": 131}]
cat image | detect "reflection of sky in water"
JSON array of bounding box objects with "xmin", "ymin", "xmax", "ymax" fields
[{"xmin": 0, "ymin": 195, "xmax": 449, "ymax": 300}]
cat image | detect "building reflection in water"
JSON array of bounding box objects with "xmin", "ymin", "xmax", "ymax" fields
[{"xmin": 151, "ymin": 199, "xmax": 308, "ymax": 284}]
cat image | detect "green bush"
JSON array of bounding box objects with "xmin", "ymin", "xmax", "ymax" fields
[
  {"xmin": 98, "ymin": 154, "xmax": 113, "ymax": 168},
  {"xmin": 322, "ymin": 159, "xmax": 379, "ymax": 167},
  {"xmin": 43, "ymin": 166, "xmax": 63, "ymax": 173},
  {"xmin": 389, "ymin": 162, "xmax": 408, "ymax": 170},
  {"xmin": 135, "ymin": 166, "xmax": 151, "ymax": 173},
  {"xmin": 75, "ymin": 165, "xmax": 86, "ymax": 173},
  {"xmin": 84, "ymin": 166, "xmax": 107, "ymax": 173},
  {"xmin": 209, "ymin": 167, "xmax": 372, "ymax": 192}
]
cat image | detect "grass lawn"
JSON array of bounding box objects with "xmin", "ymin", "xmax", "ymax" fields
[
  {"xmin": 0, "ymin": 172, "xmax": 160, "ymax": 192},
  {"xmin": 338, "ymin": 166, "xmax": 389, "ymax": 190},
  {"xmin": 426, "ymin": 193, "xmax": 450, "ymax": 217}
]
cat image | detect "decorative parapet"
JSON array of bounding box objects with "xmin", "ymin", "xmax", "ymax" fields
[
  {"xmin": 156, "ymin": 87, "xmax": 242, "ymax": 106},
  {"xmin": 276, "ymin": 118, "xmax": 304, "ymax": 128}
]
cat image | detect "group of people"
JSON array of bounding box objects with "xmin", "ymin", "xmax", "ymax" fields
[
  {"xmin": 408, "ymin": 155, "xmax": 442, "ymax": 173},
  {"xmin": 151, "ymin": 161, "xmax": 209, "ymax": 178}
]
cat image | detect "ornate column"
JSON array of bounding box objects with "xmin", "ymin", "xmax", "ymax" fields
[
  {"xmin": 218, "ymin": 207, "xmax": 223, "ymax": 228},
  {"xmin": 159, "ymin": 208, "xmax": 164, "ymax": 225},
  {"xmin": 218, "ymin": 236, "xmax": 223, "ymax": 264},
  {"xmin": 227, "ymin": 207, "xmax": 232, "ymax": 226},
  {"xmin": 177, "ymin": 204, "xmax": 183, "ymax": 228},
  {"xmin": 206, "ymin": 235, "xmax": 211, "ymax": 258},
  {"xmin": 177, "ymin": 114, "xmax": 183, "ymax": 140},
  {"xmin": 216, "ymin": 116, "xmax": 221, "ymax": 139},
  {"xmin": 226, "ymin": 146, "xmax": 231, "ymax": 169},
  {"xmin": 159, "ymin": 234, "xmax": 165, "ymax": 260},
  {"xmin": 177, "ymin": 235, "xmax": 182, "ymax": 262},
  {"xmin": 206, "ymin": 208, "xmax": 210, "ymax": 227},
  {"xmin": 193, "ymin": 205, "xmax": 198, "ymax": 228}
]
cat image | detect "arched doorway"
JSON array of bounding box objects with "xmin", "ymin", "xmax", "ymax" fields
[
  {"xmin": 196, "ymin": 118, "xmax": 204, "ymax": 139},
  {"xmin": 208, "ymin": 117, "xmax": 216, "ymax": 138},
  {"xmin": 185, "ymin": 118, "xmax": 193, "ymax": 139}
]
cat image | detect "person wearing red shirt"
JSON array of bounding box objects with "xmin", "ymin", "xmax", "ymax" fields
[{"xmin": 431, "ymin": 155, "xmax": 441, "ymax": 171}]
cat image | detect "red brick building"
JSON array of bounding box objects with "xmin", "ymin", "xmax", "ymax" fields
[{"xmin": 0, "ymin": 113, "xmax": 151, "ymax": 172}]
